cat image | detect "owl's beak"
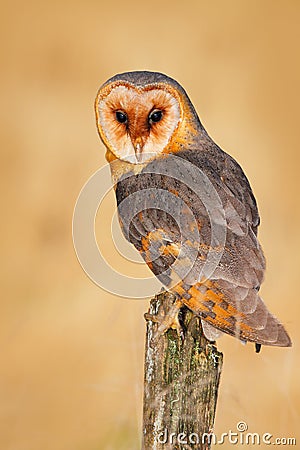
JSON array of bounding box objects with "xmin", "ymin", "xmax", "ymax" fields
[{"xmin": 133, "ymin": 138, "xmax": 144, "ymax": 162}]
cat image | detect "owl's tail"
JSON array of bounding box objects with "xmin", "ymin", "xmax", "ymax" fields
[{"xmin": 173, "ymin": 280, "xmax": 292, "ymax": 348}]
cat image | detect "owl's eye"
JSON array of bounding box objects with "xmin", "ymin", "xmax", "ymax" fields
[
  {"xmin": 115, "ymin": 111, "xmax": 128, "ymax": 124},
  {"xmin": 149, "ymin": 110, "xmax": 163, "ymax": 123}
]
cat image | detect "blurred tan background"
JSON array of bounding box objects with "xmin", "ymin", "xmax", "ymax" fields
[{"xmin": 1, "ymin": 0, "xmax": 299, "ymax": 448}]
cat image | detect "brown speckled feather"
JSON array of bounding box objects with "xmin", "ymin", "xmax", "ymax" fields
[{"xmin": 116, "ymin": 148, "xmax": 290, "ymax": 347}]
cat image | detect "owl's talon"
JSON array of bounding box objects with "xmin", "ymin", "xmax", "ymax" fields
[
  {"xmin": 144, "ymin": 312, "xmax": 159, "ymax": 323},
  {"xmin": 145, "ymin": 298, "xmax": 183, "ymax": 341},
  {"xmin": 255, "ymin": 343, "xmax": 262, "ymax": 353}
]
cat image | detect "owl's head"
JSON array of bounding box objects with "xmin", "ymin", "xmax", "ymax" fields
[{"xmin": 95, "ymin": 71, "xmax": 202, "ymax": 164}]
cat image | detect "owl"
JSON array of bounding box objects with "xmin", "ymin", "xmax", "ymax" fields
[{"xmin": 95, "ymin": 71, "xmax": 291, "ymax": 351}]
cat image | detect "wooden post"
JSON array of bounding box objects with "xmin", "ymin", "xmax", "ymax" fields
[{"xmin": 142, "ymin": 291, "xmax": 223, "ymax": 450}]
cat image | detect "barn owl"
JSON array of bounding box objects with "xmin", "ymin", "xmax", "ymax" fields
[{"xmin": 95, "ymin": 71, "xmax": 291, "ymax": 351}]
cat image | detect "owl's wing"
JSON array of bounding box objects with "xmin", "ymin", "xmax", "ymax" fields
[{"xmin": 115, "ymin": 149, "xmax": 291, "ymax": 346}]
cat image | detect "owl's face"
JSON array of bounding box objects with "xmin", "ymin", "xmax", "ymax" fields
[{"xmin": 95, "ymin": 83, "xmax": 182, "ymax": 164}]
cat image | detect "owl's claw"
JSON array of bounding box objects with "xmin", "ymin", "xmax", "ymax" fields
[
  {"xmin": 255, "ymin": 343, "xmax": 262, "ymax": 353},
  {"xmin": 144, "ymin": 298, "xmax": 184, "ymax": 341}
]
